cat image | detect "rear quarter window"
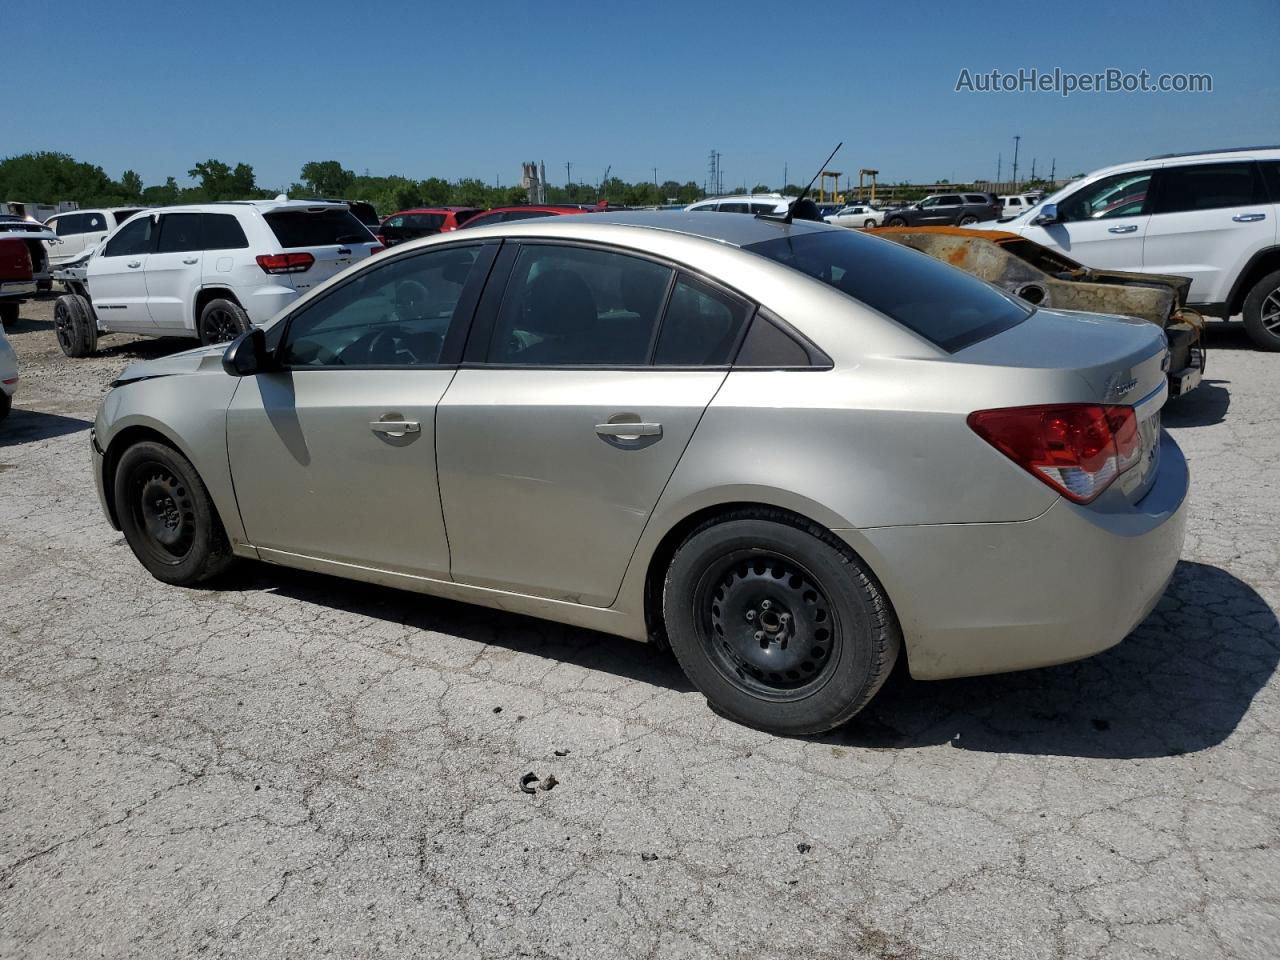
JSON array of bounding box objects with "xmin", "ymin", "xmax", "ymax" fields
[
  {"xmin": 264, "ymin": 209, "xmax": 373, "ymax": 248},
  {"xmin": 745, "ymin": 229, "xmax": 1031, "ymax": 353}
]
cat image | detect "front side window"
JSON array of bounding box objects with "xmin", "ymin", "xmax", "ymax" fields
[
  {"xmin": 919, "ymin": 197, "xmax": 940, "ymax": 208},
  {"xmin": 1058, "ymin": 171, "xmax": 1153, "ymax": 222},
  {"xmin": 745, "ymin": 229, "xmax": 1030, "ymax": 353},
  {"xmin": 653, "ymin": 274, "xmax": 750, "ymax": 365},
  {"xmin": 55, "ymin": 213, "xmax": 86, "ymax": 236},
  {"xmin": 939, "ymin": 195, "xmax": 964, "ymax": 206},
  {"xmin": 102, "ymin": 215, "xmax": 155, "ymax": 256},
  {"xmin": 113, "ymin": 209, "xmax": 142, "ymax": 226},
  {"xmin": 1151, "ymin": 162, "xmax": 1264, "ymax": 214},
  {"xmin": 155, "ymin": 213, "xmax": 204, "ymax": 253},
  {"xmin": 280, "ymin": 246, "xmax": 482, "ymax": 367},
  {"xmin": 486, "ymin": 245, "xmax": 672, "ymax": 366}
]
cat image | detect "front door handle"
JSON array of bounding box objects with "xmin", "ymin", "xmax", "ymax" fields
[
  {"xmin": 182, "ymin": 257, "xmax": 198, "ymax": 264},
  {"xmin": 596, "ymin": 421, "xmax": 662, "ymax": 439},
  {"xmin": 370, "ymin": 420, "xmax": 420, "ymax": 436},
  {"xmin": 1107, "ymin": 224, "xmax": 1138, "ymax": 234},
  {"xmin": 127, "ymin": 260, "xmax": 142, "ymax": 268},
  {"xmin": 1233, "ymin": 212, "xmax": 1267, "ymax": 223}
]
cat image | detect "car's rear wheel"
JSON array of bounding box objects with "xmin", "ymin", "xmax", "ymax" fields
[
  {"xmin": 887, "ymin": 217, "xmax": 907, "ymax": 227},
  {"xmin": 959, "ymin": 215, "xmax": 979, "ymax": 225},
  {"xmin": 114, "ymin": 441, "xmax": 234, "ymax": 585},
  {"xmin": 0, "ymin": 301, "xmax": 18, "ymax": 328},
  {"xmin": 199, "ymin": 298, "xmax": 251, "ymax": 346},
  {"xmin": 1242, "ymin": 269, "xmax": 1280, "ymax": 351},
  {"xmin": 864, "ymin": 219, "xmax": 877, "ymax": 228},
  {"xmin": 662, "ymin": 510, "xmax": 900, "ymax": 735},
  {"xmin": 0, "ymin": 390, "xmax": 11, "ymax": 422},
  {"xmin": 53, "ymin": 294, "xmax": 97, "ymax": 357}
]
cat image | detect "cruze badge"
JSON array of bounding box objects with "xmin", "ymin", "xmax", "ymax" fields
[{"xmin": 1105, "ymin": 373, "xmax": 1138, "ymax": 400}]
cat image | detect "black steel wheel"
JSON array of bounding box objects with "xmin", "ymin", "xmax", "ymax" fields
[
  {"xmin": 113, "ymin": 441, "xmax": 234, "ymax": 585},
  {"xmin": 199, "ymin": 298, "xmax": 250, "ymax": 346},
  {"xmin": 698, "ymin": 550, "xmax": 839, "ymax": 701},
  {"xmin": 0, "ymin": 301, "xmax": 18, "ymax": 328},
  {"xmin": 53, "ymin": 294, "xmax": 96, "ymax": 357},
  {"xmin": 663, "ymin": 510, "xmax": 901, "ymax": 735}
]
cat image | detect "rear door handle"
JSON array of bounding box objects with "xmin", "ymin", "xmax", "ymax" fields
[
  {"xmin": 596, "ymin": 421, "xmax": 661, "ymax": 438},
  {"xmin": 127, "ymin": 260, "xmax": 142, "ymax": 268},
  {"xmin": 1107, "ymin": 224, "xmax": 1138, "ymax": 234},
  {"xmin": 182, "ymin": 257, "xmax": 198, "ymax": 264},
  {"xmin": 1233, "ymin": 212, "xmax": 1266, "ymax": 223},
  {"xmin": 370, "ymin": 420, "xmax": 420, "ymax": 436}
]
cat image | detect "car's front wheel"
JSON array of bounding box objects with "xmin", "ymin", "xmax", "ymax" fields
[
  {"xmin": 887, "ymin": 217, "xmax": 907, "ymax": 227},
  {"xmin": 0, "ymin": 390, "xmax": 11, "ymax": 422},
  {"xmin": 662, "ymin": 510, "xmax": 901, "ymax": 735},
  {"xmin": 53, "ymin": 294, "xmax": 97, "ymax": 357},
  {"xmin": 114, "ymin": 441, "xmax": 235, "ymax": 585},
  {"xmin": 864, "ymin": 219, "xmax": 877, "ymax": 228},
  {"xmin": 0, "ymin": 301, "xmax": 18, "ymax": 328},
  {"xmin": 199, "ymin": 298, "xmax": 251, "ymax": 346},
  {"xmin": 1242, "ymin": 269, "xmax": 1280, "ymax": 351},
  {"xmin": 959, "ymin": 215, "xmax": 979, "ymax": 225}
]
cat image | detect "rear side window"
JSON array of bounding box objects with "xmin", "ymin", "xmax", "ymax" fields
[
  {"xmin": 653, "ymin": 274, "xmax": 750, "ymax": 365},
  {"xmin": 155, "ymin": 213, "xmax": 204, "ymax": 253},
  {"xmin": 1260, "ymin": 161, "xmax": 1280, "ymax": 202},
  {"xmin": 54, "ymin": 214, "xmax": 86, "ymax": 236},
  {"xmin": 720, "ymin": 202, "xmax": 750, "ymax": 213},
  {"xmin": 1151, "ymin": 162, "xmax": 1266, "ymax": 214},
  {"xmin": 750, "ymin": 202, "xmax": 779, "ymax": 214},
  {"xmin": 964, "ymin": 194, "xmax": 988, "ymax": 204},
  {"xmin": 486, "ymin": 244, "xmax": 672, "ymax": 365},
  {"xmin": 264, "ymin": 208, "xmax": 373, "ymax": 248},
  {"xmin": 113, "ymin": 209, "xmax": 142, "ymax": 226},
  {"xmin": 405, "ymin": 213, "xmax": 446, "ymax": 231},
  {"xmin": 102, "ymin": 215, "xmax": 155, "ymax": 256},
  {"xmin": 203, "ymin": 213, "xmax": 249, "ymax": 249},
  {"xmin": 745, "ymin": 230, "xmax": 1030, "ymax": 353},
  {"xmin": 84, "ymin": 212, "xmax": 108, "ymax": 232}
]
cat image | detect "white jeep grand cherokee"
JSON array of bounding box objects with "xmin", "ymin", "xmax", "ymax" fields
[
  {"xmin": 983, "ymin": 146, "xmax": 1280, "ymax": 349},
  {"xmin": 53, "ymin": 198, "xmax": 381, "ymax": 356}
]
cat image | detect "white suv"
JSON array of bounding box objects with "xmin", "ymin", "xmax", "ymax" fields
[
  {"xmin": 44, "ymin": 207, "xmax": 145, "ymax": 269},
  {"xmin": 686, "ymin": 194, "xmax": 795, "ymax": 215},
  {"xmin": 986, "ymin": 146, "xmax": 1280, "ymax": 349},
  {"xmin": 53, "ymin": 198, "xmax": 381, "ymax": 356}
]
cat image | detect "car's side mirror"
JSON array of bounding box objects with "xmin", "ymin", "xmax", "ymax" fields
[
  {"xmin": 222, "ymin": 327, "xmax": 273, "ymax": 377},
  {"xmin": 1031, "ymin": 202, "xmax": 1060, "ymax": 225}
]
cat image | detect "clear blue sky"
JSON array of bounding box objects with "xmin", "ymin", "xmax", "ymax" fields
[{"xmin": 7, "ymin": 0, "xmax": 1277, "ymax": 191}]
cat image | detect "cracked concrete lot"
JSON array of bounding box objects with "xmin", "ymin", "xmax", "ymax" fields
[{"xmin": 1, "ymin": 298, "xmax": 1277, "ymax": 960}]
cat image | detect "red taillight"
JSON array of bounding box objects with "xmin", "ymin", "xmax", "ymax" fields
[
  {"xmin": 369, "ymin": 244, "xmax": 385, "ymax": 255},
  {"xmin": 255, "ymin": 252, "xmax": 315, "ymax": 274},
  {"xmin": 374, "ymin": 234, "xmax": 386, "ymax": 247},
  {"xmin": 968, "ymin": 404, "xmax": 1139, "ymax": 504}
]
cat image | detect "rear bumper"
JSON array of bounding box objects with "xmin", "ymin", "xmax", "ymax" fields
[
  {"xmin": 844, "ymin": 432, "xmax": 1189, "ymax": 680},
  {"xmin": 242, "ymin": 285, "xmax": 300, "ymax": 325}
]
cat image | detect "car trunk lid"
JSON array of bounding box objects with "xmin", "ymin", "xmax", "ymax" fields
[{"xmin": 262, "ymin": 207, "xmax": 380, "ymax": 294}]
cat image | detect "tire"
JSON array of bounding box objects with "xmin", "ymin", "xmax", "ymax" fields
[
  {"xmin": 1241, "ymin": 268, "xmax": 1280, "ymax": 351},
  {"xmin": 887, "ymin": 217, "xmax": 907, "ymax": 227},
  {"xmin": 199, "ymin": 298, "xmax": 251, "ymax": 346},
  {"xmin": 53, "ymin": 294, "xmax": 98, "ymax": 357},
  {"xmin": 0, "ymin": 301, "xmax": 17, "ymax": 328},
  {"xmin": 113, "ymin": 440, "xmax": 235, "ymax": 586},
  {"xmin": 0, "ymin": 390, "xmax": 10, "ymax": 422},
  {"xmin": 959, "ymin": 215, "xmax": 979, "ymax": 225},
  {"xmin": 864, "ymin": 219, "xmax": 877, "ymax": 229},
  {"xmin": 662, "ymin": 509, "xmax": 901, "ymax": 736}
]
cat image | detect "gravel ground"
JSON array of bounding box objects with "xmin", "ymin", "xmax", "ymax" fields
[{"xmin": 1, "ymin": 297, "xmax": 1277, "ymax": 960}]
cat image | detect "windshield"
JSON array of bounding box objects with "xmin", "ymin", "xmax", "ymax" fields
[{"xmin": 745, "ymin": 229, "xmax": 1031, "ymax": 352}]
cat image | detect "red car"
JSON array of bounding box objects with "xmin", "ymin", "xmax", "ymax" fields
[
  {"xmin": 379, "ymin": 207, "xmax": 482, "ymax": 247},
  {"xmin": 457, "ymin": 205, "xmax": 596, "ymax": 230}
]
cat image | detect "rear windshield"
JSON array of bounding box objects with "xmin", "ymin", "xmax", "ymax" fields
[
  {"xmin": 453, "ymin": 209, "xmax": 481, "ymax": 225},
  {"xmin": 264, "ymin": 208, "xmax": 374, "ymax": 248},
  {"xmin": 348, "ymin": 202, "xmax": 380, "ymax": 227},
  {"xmin": 745, "ymin": 229, "xmax": 1031, "ymax": 352}
]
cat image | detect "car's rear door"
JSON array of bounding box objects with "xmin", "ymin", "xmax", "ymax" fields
[
  {"xmin": 1141, "ymin": 160, "xmax": 1276, "ymax": 305},
  {"xmin": 435, "ymin": 241, "xmax": 752, "ymax": 606},
  {"xmin": 145, "ymin": 212, "xmax": 204, "ymax": 330},
  {"xmin": 226, "ymin": 242, "xmax": 496, "ymax": 577}
]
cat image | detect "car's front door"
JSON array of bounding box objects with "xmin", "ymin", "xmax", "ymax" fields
[
  {"xmin": 918, "ymin": 195, "xmax": 962, "ymax": 225},
  {"xmin": 436, "ymin": 242, "xmax": 752, "ymax": 606},
  {"xmin": 146, "ymin": 212, "xmax": 204, "ymax": 330},
  {"xmin": 87, "ymin": 214, "xmax": 157, "ymax": 330},
  {"xmin": 1019, "ymin": 169, "xmax": 1154, "ymax": 271},
  {"xmin": 226, "ymin": 242, "xmax": 496, "ymax": 578},
  {"xmin": 47, "ymin": 213, "xmax": 85, "ymax": 265},
  {"xmin": 1141, "ymin": 160, "xmax": 1276, "ymax": 306}
]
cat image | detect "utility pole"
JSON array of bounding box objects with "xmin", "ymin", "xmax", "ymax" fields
[
  {"xmin": 1011, "ymin": 135, "xmax": 1021, "ymax": 186},
  {"xmin": 1050, "ymin": 157, "xmax": 1056, "ymax": 184},
  {"xmin": 1031, "ymin": 157, "xmax": 1037, "ymax": 181},
  {"xmin": 784, "ymin": 162, "xmax": 788, "ymax": 190},
  {"xmin": 566, "ymin": 161, "xmax": 572, "ymax": 186},
  {"xmin": 997, "ymin": 152, "xmax": 1002, "ymax": 183},
  {"xmin": 653, "ymin": 166, "xmax": 658, "ymax": 197}
]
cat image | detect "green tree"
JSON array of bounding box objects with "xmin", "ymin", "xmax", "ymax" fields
[
  {"xmin": 141, "ymin": 176, "xmax": 181, "ymax": 205},
  {"xmin": 120, "ymin": 170, "xmax": 143, "ymax": 200},
  {"xmin": 187, "ymin": 159, "xmax": 260, "ymax": 201},
  {"xmin": 0, "ymin": 152, "xmax": 125, "ymax": 206},
  {"xmin": 299, "ymin": 160, "xmax": 355, "ymax": 197}
]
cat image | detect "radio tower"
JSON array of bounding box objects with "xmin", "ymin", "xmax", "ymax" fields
[{"xmin": 708, "ymin": 150, "xmax": 721, "ymax": 198}]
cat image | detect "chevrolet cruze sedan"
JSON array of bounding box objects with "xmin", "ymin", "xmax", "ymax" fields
[{"xmin": 91, "ymin": 211, "xmax": 1188, "ymax": 735}]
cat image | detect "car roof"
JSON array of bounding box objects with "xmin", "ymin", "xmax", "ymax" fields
[
  {"xmin": 689, "ymin": 194, "xmax": 792, "ymax": 205},
  {"xmin": 392, "ymin": 206, "xmax": 482, "ymax": 215},
  {"xmin": 454, "ymin": 209, "xmax": 833, "ymax": 247},
  {"xmin": 118, "ymin": 199, "xmax": 349, "ymax": 217},
  {"xmin": 473, "ymin": 205, "xmax": 588, "ymax": 215}
]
